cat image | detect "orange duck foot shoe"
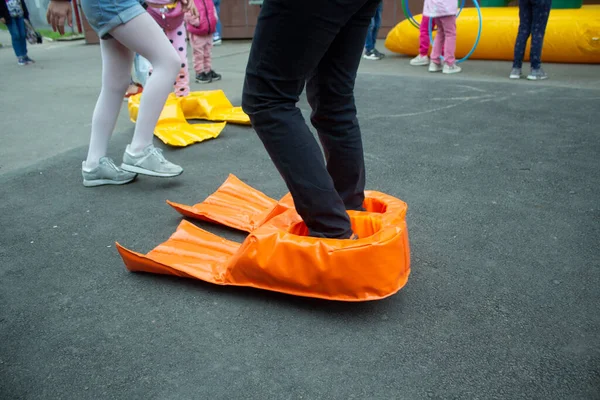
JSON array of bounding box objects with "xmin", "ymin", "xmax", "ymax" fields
[{"xmin": 117, "ymin": 175, "xmax": 411, "ymax": 301}]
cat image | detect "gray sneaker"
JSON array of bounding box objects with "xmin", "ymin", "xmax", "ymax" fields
[
  {"xmin": 82, "ymin": 157, "xmax": 137, "ymax": 187},
  {"xmin": 509, "ymin": 67, "xmax": 522, "ymax": 79},
  {"xmin": 527, "ymin": 68, "xmax": 548, "ymax": 81},
  {"xmin": 121, "ymin": 144, "xmax": 183, "ymax": 177}
]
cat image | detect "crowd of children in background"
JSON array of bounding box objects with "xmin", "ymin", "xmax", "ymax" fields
[
  {"xmin": 362, "ymin": 0, "xmax": 461, "ymax": 73},
  {"xmin": 7, "ymin": 0, "xmax": 551, "ymax": 82},
  {"xmin": 124, "ymin": 0, "xmax": 221, "ymax": 100},
  {"xmin": 364, "ymin": 0, "xmax": 551, "ymax": 80}
]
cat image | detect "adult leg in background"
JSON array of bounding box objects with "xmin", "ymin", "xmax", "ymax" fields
[
  {"xmin": 364, "ymin": 0, "xmax": 382, "ymax": 52},
  {"xmin": 6, "ymin": 17, "xmax": 27, "ymax": 58},
  {"xmin": 306, "ymin": 0, "xmax": 381, "ymax": 212},
  {"xmin": 15, "ymin": 17, "xmax": 28, "ymax": 57},
  {"xmin": 242, "ymin": 0, "xmax": 380, "ymax": 239},
  {"xmin": 213, "ymin": 0, "xmax": 221, "ymax": 41}
]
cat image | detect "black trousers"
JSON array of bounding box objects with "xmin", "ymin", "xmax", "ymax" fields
[{"xmin": 242, "ymin": 0, "xmax": 381, "ymax": 239}]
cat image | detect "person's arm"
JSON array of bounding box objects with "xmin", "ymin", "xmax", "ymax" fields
[
  {"xmin": 20, "ymin": 0, "xmax": 30, "ymax": 20},
  {"xmin": 46, "ymin": 0, "xmax": 73, "ymax": 35},
  {"xmin": 184, "ymin": 10, "xmax": 200, "ymax": 27},
  {"xmin": 181, "ymin": 0, "xmax": 193, "ymax": 12},
  {"xmin": 0, "ymin": 0, "xmax": 10, "ymax": 23}
]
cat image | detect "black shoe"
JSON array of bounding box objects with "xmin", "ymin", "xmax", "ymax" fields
[
  {"xmin": 195, "ymin": 72, "xmax": 211, "ymax": 84},
  {"xmin": 208, "ymin": 70, "xmax": 222, "ymax": 81},
  {"xmin": 363, "ymin": 49, "xmax": 382, "ymax": 60}
]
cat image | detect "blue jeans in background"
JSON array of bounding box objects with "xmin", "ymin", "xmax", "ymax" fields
[
  {"xmin": 213, "ymin": 0, "xmax": 222, "ymax": 40},
  {"xmin": 364, "ymin": 1, "xmax": 382, "ymax": 52},
  {"xmin": 6, "ymin": 17, "xmax": 28, "ymax": 58}
]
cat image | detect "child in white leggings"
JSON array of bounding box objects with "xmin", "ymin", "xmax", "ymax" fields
[{"xmin": 47, "ymin": 0, "xmax": 187, "ymax": 187}]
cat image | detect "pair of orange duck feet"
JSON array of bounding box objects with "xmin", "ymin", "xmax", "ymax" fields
[{"xmin": 117, "ymin": 174, "xmax": 411, "ymax": 301}]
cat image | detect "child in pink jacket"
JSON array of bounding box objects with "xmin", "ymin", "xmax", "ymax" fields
[
  {"xmin": 185, "ymin": 0, "xmax": 221, "ymax": 84},
  {"xmin": 423, "ymin": 0, "xmax": 461, "ymax": 74}
]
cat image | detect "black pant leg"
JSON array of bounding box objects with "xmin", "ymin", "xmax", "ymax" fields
[
  {"xmin": 306, "ymin": 0, "xmax": 381, "ymax": 211},
  {"xmin": 242, "ymin": 0, "xmax": 372, "ymax": 239}
]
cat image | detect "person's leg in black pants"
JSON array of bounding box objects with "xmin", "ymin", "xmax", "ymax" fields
[
  {"xmin": 306, "ymin": 8, "xmax": 375, "ymax": 212},
  {"xmin": 242, "ymin": 0, "xmax": 380, "ymax": 239}
]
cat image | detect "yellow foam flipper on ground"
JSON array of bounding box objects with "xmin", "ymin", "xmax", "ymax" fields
[
  {"xmin": 385, "ymin": 6, "xmax": 600, "ymax": 64},
  {"xmin": 183, "ymin": 91, "xmax": 250, "ymax": 125},
  {"xmin": 128, "ymin": 94, "xmax": 225, "ymax": 147},
  {"xmin": 154, "ymin": 98, "xmax": 226, "ymax": 147},
  {"xmin": 128, "ymin": 90, "xmax": 250, "ymax": 125},
  {"xmin": 128, "ymin": 90, "xmax": 250, "ymax": 147}
]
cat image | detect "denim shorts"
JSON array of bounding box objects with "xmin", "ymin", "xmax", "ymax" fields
[{"xmin": 81, "ymin": 0, "xmax": 146, "ymax": 39}]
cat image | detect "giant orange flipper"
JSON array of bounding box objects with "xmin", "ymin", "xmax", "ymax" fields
[
  {"xmin": 166, "ymin": 174, "xmax": 292, "ymax": 232},
  {"xmin": 117, "ymin": 176, "xmax": 411, "ymax": 301}
]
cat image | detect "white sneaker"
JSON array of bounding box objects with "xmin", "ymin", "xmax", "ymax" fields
[
  {"xmin": 527, "ymin": 68, "xmax": 548, "ymax": 80},
  {"xmin": 443, "ymin": 63, "xmax": 462, "ymax": 74},
  {"xmin": 509, "ymin": 68, "xmax": 522, "ymax": 79},
  {"xmin": 363, "ymin": 49, "xmax": 383, "ymax": 60},
  {"xmin": 82, "ymin": 157, "xmax": 137, "ymax": 187},
  {"xmin": 121, "ymin": 144, "xmax": 183, "ymax": 177},
  {"xmin": 428, "ymin": 62, "xmax": 443, "ymax": 72},
  {"xmin": 410, "ymin": 54, "xmax": 430, "ymax": 66}
]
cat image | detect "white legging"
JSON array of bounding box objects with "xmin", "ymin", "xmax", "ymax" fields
[{"xmin": 85, "ymin": 12, "xmax": 181, "ymax": 168}]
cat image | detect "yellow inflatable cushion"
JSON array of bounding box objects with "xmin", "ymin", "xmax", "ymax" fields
[{"xmin": 385, "ymin": 6, "xmax": 600, "ymax": 64}]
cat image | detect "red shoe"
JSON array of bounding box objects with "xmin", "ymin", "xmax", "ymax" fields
[{"xmin": 124, "ymin": 83, "xmax": 143, "ymax": 100}]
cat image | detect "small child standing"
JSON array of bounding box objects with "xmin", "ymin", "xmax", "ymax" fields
[
  {"xmin": 410, "ymin": 15, "xmax": 437, "ymax": 66},
  {"xmin": 423, "ymin": 0, "xmax": 461, "ymax": 74},
  {"xmin": 185, "ymin": 0, "xmax": 221, "ymax": 84}
]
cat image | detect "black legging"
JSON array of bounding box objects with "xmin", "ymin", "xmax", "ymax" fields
[{"xmin": 512, "ymin": 0, "xmax": 552, "ymax": 70}]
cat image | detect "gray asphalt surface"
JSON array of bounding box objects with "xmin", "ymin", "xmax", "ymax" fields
[{"xmin": 1, "ymin": 31, "xmax": 599, "ymax": 399}]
